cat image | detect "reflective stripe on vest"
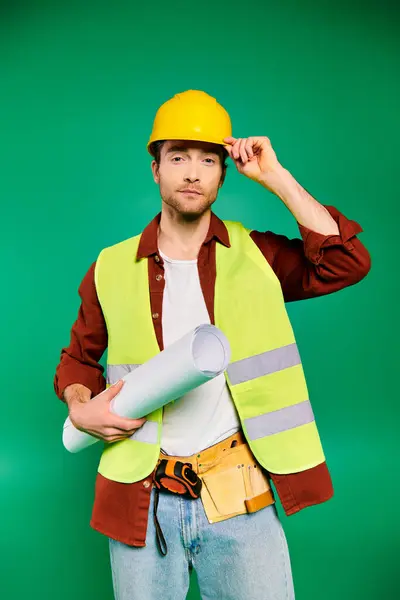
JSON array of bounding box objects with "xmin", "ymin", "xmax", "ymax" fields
[
  {"xmin": 106, "ymin": 363, "xmax": 140, "ymax": 384},
  {"xmin": 107, "ymin": 342, "xmax": 300, "ymax": 388},
  {"xmin": 226, "ymin": 342, "xmax": 301, "ymax": 385},
  {"xmin": 244, "ymin": 400, "xmax": 314, "ymax": 439}
]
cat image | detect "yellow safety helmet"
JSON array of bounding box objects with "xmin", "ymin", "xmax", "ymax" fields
[{"xmin": 147, "ymin": 90, "xmax": 232, "ymax": 156}]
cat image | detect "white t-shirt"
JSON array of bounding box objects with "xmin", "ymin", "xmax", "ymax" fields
[{"xmin": 159, "ymin": 248, "xmax": 241, "ymax": 456}]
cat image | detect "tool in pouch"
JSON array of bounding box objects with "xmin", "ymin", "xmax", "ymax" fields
[{"xmin": 153, "ymin": 456, "xmax": 202, "ymax": 556}]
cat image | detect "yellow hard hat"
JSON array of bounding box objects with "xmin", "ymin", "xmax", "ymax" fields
[{"xmin": 147, "ymin": 90, "xmax": 232, "ymax": 155}]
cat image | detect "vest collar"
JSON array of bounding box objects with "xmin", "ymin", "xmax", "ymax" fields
[{"xmin": 136, "ymin": 211, "xmax": 231, "ymax": 260}]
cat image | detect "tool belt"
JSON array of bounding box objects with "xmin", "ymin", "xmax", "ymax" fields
[{"xmin": 152, "ymin": 431, "xmax": 275, "ymax": 556}]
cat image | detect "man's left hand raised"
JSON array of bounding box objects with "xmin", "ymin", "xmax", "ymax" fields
[{"xmin": 223, "ymin": 135, "xmax": 286, "ymax": 193}]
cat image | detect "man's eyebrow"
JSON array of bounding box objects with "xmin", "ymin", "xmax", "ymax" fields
[
  {"xmin": 165, "ymin": 145, "xmax": 219, "ymax": 155},
  {"xmin": 165, "ymin": 145, "xmax": 189, "ymax": 154}
]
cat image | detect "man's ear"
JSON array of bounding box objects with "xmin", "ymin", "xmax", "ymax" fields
[
  {"xmin": 151, "ymin": 160, "xmax": 160, "ymax": 184},
  {"xmin": 219, "ymin": 168, "xmax": 227, "ymax": 188}
]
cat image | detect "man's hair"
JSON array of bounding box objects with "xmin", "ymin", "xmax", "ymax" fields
[{"xmin": 150, "ymin": 140, "xmax": 229, "ymax": 170}]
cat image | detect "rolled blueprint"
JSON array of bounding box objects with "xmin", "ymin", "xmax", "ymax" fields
[{"xmin": 62, "ymin": 324, "xmax": 231, "ymax": 453}]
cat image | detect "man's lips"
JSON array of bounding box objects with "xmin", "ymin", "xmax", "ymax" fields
[{"xmin": 179, "ymin": 189, "xmax": 202, "ymax": 195}]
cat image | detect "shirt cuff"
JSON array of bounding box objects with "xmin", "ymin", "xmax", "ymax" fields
[
  {"xmin": 297, "ymin": 204, "xmax": 364, "ymax": 265},
  {"xmin": 54, "ymin": 362, "xmax": 106, "ymax": 402}
]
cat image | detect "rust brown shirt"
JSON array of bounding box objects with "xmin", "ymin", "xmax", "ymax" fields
[{"xmin": 54, "ymin": 205, "xmax": 371, "ymax": 546}]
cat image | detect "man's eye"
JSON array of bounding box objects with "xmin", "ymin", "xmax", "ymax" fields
[
  {"xmin": 172, "ymin": 156, "xmax": 183, "ymax": 162},
  {"xmin": 204, "ymin": 158, "xmax": 215, "ymax": 164}
]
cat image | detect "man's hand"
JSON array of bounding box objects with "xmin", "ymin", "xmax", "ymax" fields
[
  {"xmin": 223, "ymin": 136, "xmax": 285, "ymax": 191},
  {"xmin": 65, "ymin": 380, "xmax": 147, "ymax": 444},
  {"xmin": 224, "ymin": 135, "xmax": 342, "ymax": 236}
]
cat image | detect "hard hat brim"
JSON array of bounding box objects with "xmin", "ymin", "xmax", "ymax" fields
[{"xmin": 147, "ymin": 136, "xmax": 229, "ymax": 156}]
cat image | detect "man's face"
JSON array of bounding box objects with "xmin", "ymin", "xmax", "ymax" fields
[{"xmin": 151, "ymin": 140, "xmax": 225, "ymax": 219}]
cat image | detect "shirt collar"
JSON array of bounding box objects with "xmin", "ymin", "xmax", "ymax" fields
[{"xmin": 136, "ymin": 211, "xmax": 231, "ymax": 260}]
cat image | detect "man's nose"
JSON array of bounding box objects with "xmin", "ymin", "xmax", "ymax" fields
[
  {"xmin": 184, "ymin": 164, "xmax": 200, "ymax": 182},
  {"xmin": 184, "ymin": 175, "xmax": 200, "ymax": 183}
]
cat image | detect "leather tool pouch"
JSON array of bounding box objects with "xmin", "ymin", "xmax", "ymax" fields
[{"xmin": 200, "ymin": 443, "xmax": 275, "ymax": 523}]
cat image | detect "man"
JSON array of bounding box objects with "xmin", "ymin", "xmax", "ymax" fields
[{"xmin": 54, "ymin": 90, "xmax": 371, "ymax": 600}]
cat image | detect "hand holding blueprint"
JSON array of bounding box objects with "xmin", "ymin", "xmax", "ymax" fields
[{"xmin": 62, "ymin": 324, "xmax": 231, "ymax": 453}]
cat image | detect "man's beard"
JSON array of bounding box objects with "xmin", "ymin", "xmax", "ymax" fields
[{"xmin": 160, "ymin": 185, "xmax": 218, "ymax": 220}]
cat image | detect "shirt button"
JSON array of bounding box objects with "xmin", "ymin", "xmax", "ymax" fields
[
  {"xmin": 155, "ymin": 274, "xmax": 163, "ymax": 281},
  {"xmin": 154, "ymin": 255, "xmax": 160, "ymax": 263},
  {"xmin": 152, "ymin": 313, "xmax": 159, "ymax": 319},
  {"xmin": 143, "ymin": 480, "xmax": 151, "ymax": 488}
]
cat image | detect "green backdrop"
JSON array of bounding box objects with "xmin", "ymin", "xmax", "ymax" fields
[{"xmin": 1, "ymin": 1, "xmax": 397, "ymax": 598}]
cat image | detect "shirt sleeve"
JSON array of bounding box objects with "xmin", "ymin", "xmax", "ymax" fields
[
  {"xmin": 53, "ymin": 261, "xmax": 108, "ymax": 402},
  {"xmin": 250, "ymin": 204, "xmax": 371, "ymax": 302}
]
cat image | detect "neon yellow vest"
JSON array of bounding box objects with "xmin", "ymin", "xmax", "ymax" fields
[{"xmin": 94, "ymin": 220, "xmax": 326, "ymax": 483}]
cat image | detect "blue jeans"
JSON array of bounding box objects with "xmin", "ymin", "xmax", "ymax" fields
[{"xmin": 109, "ymin": 486, "xmax": 295, "ymax": 600}]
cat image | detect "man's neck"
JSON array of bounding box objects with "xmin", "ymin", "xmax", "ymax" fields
[{"xmin": 158, "ymin": 208, "xmax": 211, "ymax": 260}]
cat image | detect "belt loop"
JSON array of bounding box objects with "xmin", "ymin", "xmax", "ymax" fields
[{"xmin": 153, "ymin": 487, "xmax": 168, "ymax": 557}]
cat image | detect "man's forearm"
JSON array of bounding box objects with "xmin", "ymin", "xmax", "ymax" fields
[
  {"xmin": 260, "ymin": 166, "xmax": 340, "ymax": 236},
  {"xmin": 63, "ymin": 383, "xmax": 92, "ymax": 409}
]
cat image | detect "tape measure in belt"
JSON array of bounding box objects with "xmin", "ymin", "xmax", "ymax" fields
[{"xmin": 154, "ymin": 458, "xmax": 202, "ymax": 499}]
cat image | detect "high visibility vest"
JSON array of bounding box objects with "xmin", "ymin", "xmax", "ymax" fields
[{"xmin": 94, "ymin": 220, "xmax": 326, "ymax": 484}]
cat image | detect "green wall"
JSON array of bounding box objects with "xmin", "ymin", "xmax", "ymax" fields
[{"xmin": 1, "ymin": 1, "xmax": 397, "ymax": 598}]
